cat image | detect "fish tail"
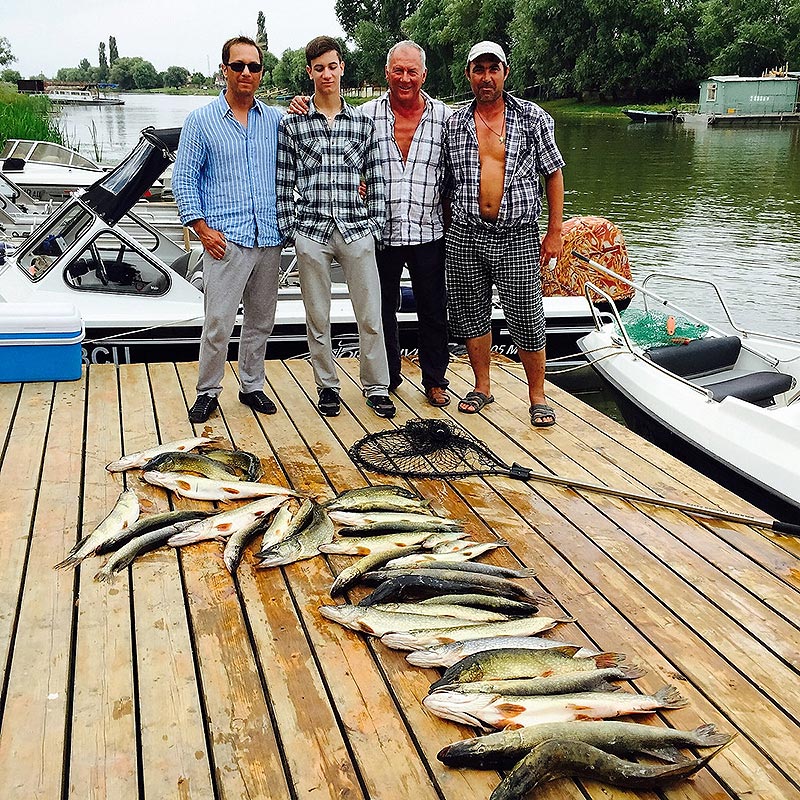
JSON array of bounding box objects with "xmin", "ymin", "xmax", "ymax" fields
[
  {"xmin": 654, "ymin": 684, "xmax": 689, "ymax": 708},
  {"xmin": 94, "ymin": 567, "xmax": 115, "ymax": 583},
  {"xmin": 693, "ymin": 724, "xmax": 735, "ymax": 747},
  {"xmin": 594, "ymin": 652, "xmax": 625, "ymax": 669}
]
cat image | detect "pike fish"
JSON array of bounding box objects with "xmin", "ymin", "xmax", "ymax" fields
[
  {"xmin": 55, "ymin": 489, "xmax": 140, "ymax": 569},
  {"xmin": 330, "ymin": 546, "xmax": 425, "ymax": 596},
  {"xmin": 106, "ymin": 437, "xmax": 220, "ymax": 471},
  {"xmin": 330, "ymin": 510, "xmax": 463, "ymax": 534},
  {"xmin": 422, "ymin": 685, "xmax": 688, "ymax": 730},
  {"xmin": 488, "ymin": 739, "xmax": 730, "ymax": 799},
  {"xmin": 257, "ymin": 498, "xmax": 314, "ymax": 556},
  {"xmin": 142, "ymin": 470, "xmax": 299, "ymax": 502},
  {"xmin": 438, "ymin": 720, "xmax": 735, "ymax": 768},
  {"xmin": 436, "ymin": 667, "xmax": 645, "ymax": 697},
  {"xmin": 324, "ymin": 485, "xmax": 431, "ymax": 513},
  {"xmin": 141, "ymin": 451, "xmax": 240, "ymax": 481},
  {"xmin": 360, "ymin": 570, "xmax": 545, "ymax": 603},
  {"xmin": 319, "ymin": 604, "xmax": 486, "ymax": 636},
  {"xmin": 417, "ymin": 595, "xmax": 540, "ymax": 617},
  {"xmin": 381, "ymin": 616, "xmax": 574, "ymax": 651},
  {"xmin": 256, "ymin": 502, "xmax": 296, "ymax": 553},
  {"xmin": 319, "ymin": 529, "xmax": 468, "ymax": 556},
  {"xmin": 94, "ymin": 519, "xmax": 198, "ymax": 582},
  {"xmin": 224, "ymin": 499, "xmax": 290, "ymax": 574},
  {"xmin": 256, "ymin": 503, "xmax": 334, "ymax": 567},
  {"xmin": 430, "ymin": 646, "xmax": 626, "ymax": 690},
  {"xmin": 407, "ymin": 636, "xmax": 599, "ymax": 668},
  {"xmin": 168, "ymin": 495, "xmax": 290, "ymax": 547},
  {"xmin": 95, "ymin": 508, "xmax": 213, "ymax": 555},
  {"xmin": 370, "ymin": 602, "xmax": 509, "ymax": 623},
  {"xmin": 385, "ymin": 561, "xmax": 536, "ymax": 580},
  {"xmin": 202, "ymin": 448, "xmax": 264, "ymax": 481}
]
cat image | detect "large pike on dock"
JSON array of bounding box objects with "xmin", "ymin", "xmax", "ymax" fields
[
  {"xmin": 142, "ymin": 470, "xmax": 299, "ymax": 502},
  {"xmin": 106, "ymin": 437, "xmax": 220, "ymax": 471}
]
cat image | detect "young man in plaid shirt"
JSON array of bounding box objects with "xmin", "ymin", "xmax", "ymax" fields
[
  {"xmin": 276, "ymin": 36, "xmax": 395, "ymax": 419},
  {"xmin": 444, "ymin": 41, "xmax": 565, "ymax": 427}
]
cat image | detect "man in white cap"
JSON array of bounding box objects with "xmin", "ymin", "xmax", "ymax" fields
[{"xmin": 444, "ymin": 40, "xmax": 565, "ymax": 427}]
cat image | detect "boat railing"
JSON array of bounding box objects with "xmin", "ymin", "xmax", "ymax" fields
[{"xmin": 583, "ymin": 280, "xmax": 718, "ymax": 401}]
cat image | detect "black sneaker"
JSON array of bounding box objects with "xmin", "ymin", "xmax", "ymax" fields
[
  {"xmin": 317, "ymin": 387, "xmax": 341, "ymax": 417},
  {"xmin": 188, "ymin": 393, "xmax": 218, "ymax": 423},
  {"xmin": 238, "ymin": 390, "xmax": 277, "ymax": 414},
  {"xmin": 366, "ymin": 394, "xmax": 396, "ymax": 418}
]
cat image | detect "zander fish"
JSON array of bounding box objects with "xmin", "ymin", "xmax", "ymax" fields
[
  {"xmin": 168, "ymin": 495, "xmax": 290, "ymax": 547},
  {"xmin": 438, "ymin": 720, "xmax": 735, "ymax": 769},
  {"xmin": 430, "ymin": 646, "xmax": 626, "ymax": 690},
  {"xmin": 106, "ymin": 437, "xmax": 220, "ymax": 472},
  {"xmin": 94, "ymin": 518, "xmax": 199, "ymax": 582},
  {"xmin": 330, "ymin": 546, "xmax": 425, "ymax": 596},
  {"xmin": 488, "ymin": 739, "xmax": 730, "ymax": 799},
  {"xmin": 142, "ymin": 471, "xmax": 299, "ymax": 502},
  {"xmin": 55, "ymin": 489, "xmax": 140, "ymax": 569},
  {"xmin": 416, "ymin": 595, "xmax": 540, "ymax": 617},
  {"xmin": 256, "ymin": 503, "xmax": 334, "ymax": 567},
  {"xmin": 202, "ymin": 448, "xmax": 264, "ymax": 482},
  {"xmin": 386, "ymin": 541, "xmax": 508, "ymax": 566},
  {"xmin": 330, "ymin": 510, "xmax": 463, "ymax": 534},
  {"xmin": 256, "ymin": 501, "xmax": 297, "ymax": 553},
  {"xmin": 385, "ymin": 561, "xmax": 536, "ymax": 580},
  {"xmin": 324, "ymin": 485, "xmax": 431, "ymax": 513},
  {"xmin": 407, "ymin": 636, "xmax": 599, "ymax": 668},
  {"xmin": 422, "ymin": 685, "xmax": 688, "ymax": 730},
  {"xmin": 435, "ymin": 667, "xmax": 645, "ymax": 697},
  {"xmin": 95, "ymin": 508, "xmax": 213, "ymax": 555},
  {"xmin": 370, "ymin": 602, "xmax": 509, "ymax": 623},
  {"xmin": 140, "ymin": 451, "xmax": 240, "ymax": 481},
  {"xmin": 382, "ymin": 616, "xmax": 574, "ymax": 651}
]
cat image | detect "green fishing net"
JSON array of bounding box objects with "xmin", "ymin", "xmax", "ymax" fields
[{"xmin": 618, "ymin": 308, "xmax": 709, "ymax": 348}]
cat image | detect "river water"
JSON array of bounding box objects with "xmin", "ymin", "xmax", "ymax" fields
[{"xmin": 59, "ymin": 93, "xmax": 800, "ymax": 337}]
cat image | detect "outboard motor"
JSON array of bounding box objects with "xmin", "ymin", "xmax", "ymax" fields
[{"xmin": 82, "ymin": 127, "xmax": 181, "ymax": 226}]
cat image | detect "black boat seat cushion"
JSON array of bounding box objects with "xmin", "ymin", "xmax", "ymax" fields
[
  {"xmin": 646, "ymin": 335, "xmax": 741, "ymax": 378},
  {"xmin": 706, "ymin": 372, "xmax": 795, "ymax": 405}
]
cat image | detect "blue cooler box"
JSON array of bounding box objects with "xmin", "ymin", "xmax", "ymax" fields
[{"xmin": 0, "ymin": 303, "xmax": 85, "ymax": 382}]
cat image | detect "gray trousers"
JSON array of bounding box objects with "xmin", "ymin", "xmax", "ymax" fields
[
  {"xmin": 295, "ymin": 230, "xmax": 389, "ymax": 396},
  {"xmin": 197, "ymin": 241, "xmax": 282, "ymax": 396}
]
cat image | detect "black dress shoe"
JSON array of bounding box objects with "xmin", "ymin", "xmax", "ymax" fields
[
  {"xmin": 317, "ymin": 387, "xmax": 341, "ymax": 416},
  {"xmin": 188, "ymin": 394, "xmax": 218, "ymax": 423},
  {"xmin": 238, "ymin": 390, "xmax": 277, "ymax": 414}
]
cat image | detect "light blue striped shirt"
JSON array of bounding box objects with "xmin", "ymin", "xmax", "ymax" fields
[{"xmin": 172, "ymin": 91, "xmax": 283, "ymax": 248}]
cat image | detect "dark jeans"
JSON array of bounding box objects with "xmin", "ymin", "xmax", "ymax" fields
[{"xmin": 376, "ymin": 239, "xmax": 449, "ymax": 390}]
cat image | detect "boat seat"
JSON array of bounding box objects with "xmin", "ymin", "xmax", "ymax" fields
[
  {"xmin": 645, "ymin": 336, "xmax": 741, "ymax": 378},
  {"xmin": 2, "ymin": 158, "xmax": 26, "ymax": 172},
  {"xmin": 704, "ymin": 372, "xmax": 795, "ymax": 405}
]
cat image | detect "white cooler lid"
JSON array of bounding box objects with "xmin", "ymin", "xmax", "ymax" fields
[{"xmin": 0, "ymin": 302, "xmax": 84, "ymax": 335}]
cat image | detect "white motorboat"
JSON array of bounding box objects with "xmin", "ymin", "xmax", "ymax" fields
[
  {"xmin": 576, "ymin": 256, "xmax": 800, "ymax": 520},
  {"xmin": 46, "ymin": 84, "xmax": 124, "ymax": 106},
  {"xmin": 0, "ymin": 127, "xmax": 598, "ymax": 375},
  {"xmin": 0, "ymin": 139, "xmax": 161, "ymax": 201}
]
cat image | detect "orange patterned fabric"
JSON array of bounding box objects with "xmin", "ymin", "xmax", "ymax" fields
[{"xmin": 541, "ymin": 215, "xmax": 635, "ymax": 301}]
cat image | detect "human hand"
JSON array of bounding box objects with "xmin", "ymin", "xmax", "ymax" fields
[
  {"xmin": 540, "ymin": 230, "xmax": 563, "ymax": 267},
  {"xmin": 358, "ymin": 180, "xmax": 367, "ymax": 200},
  {"xmin": 288, "ymin": 95, "xmax": 310, "ymax": 115},
  {"xmin": 194, "ymin": 221, "xmax": 227, "ymax": 260}
]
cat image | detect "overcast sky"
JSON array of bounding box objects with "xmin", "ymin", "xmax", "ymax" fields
[{"xmin": 1, "ymin": 0, "xmax": 346, "ymax": 78}]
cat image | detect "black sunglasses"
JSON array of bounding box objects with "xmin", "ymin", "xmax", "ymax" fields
[{"xmin": 226, "ymin": 61, "xmax": 263, "ymax": 73}]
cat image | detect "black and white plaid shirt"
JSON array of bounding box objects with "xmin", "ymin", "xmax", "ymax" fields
[
  {"xmin": 276, "ymin": 98, "xmax": 385, "ymax": 245},
  {"xmin": 361, "ymin": 91, "xmax": 451, "ymax": 246},
  {"xmin": 444, "ymin": 93, "xmax": 565, "ymax": 229}
]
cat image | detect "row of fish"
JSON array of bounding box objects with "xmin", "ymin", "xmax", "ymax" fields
[{"xmin": 312, "ymin": 488, "xmax": 734, "ymax": 798}]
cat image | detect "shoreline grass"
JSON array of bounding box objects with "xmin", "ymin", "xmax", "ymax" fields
[{"xmin": 0, "ymin": 85, "xmax": 62, "ymax": 148}]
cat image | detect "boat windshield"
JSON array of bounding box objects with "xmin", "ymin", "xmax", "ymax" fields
[
  {"xmin": 31, "ymin": 142, "xmax": 99, "ymax": 170},
  {"xmin": 1, "ymin": 141, "xmax": 34, "ymax": 161},
  {"xmin": 63, "ymin": 230, "xmax": 170, "ymax": 296},
  {"xmin": 17, "ymin": 203, "xmax": 93, "ymax": 280}
]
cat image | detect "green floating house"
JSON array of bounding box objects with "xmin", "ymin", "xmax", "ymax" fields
[{"xmin": 698, "ymin": 73, "xmax": 800, "ymax": 124}]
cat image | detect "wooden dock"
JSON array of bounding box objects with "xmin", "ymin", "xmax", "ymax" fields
[{"xmin": 1, "ymin": 355, "xmax": 798, "ymax": 799}]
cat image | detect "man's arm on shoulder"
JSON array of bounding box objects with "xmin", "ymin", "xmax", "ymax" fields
[{"xmin": 287, "ymin": 95, "xmax": 310, "ymax": 115}]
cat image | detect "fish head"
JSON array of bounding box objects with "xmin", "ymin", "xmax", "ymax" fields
[
  {"xmin": 319, "ymin": 605, "xmax": 360, "ymax": 625},
  {"xmin": 142, "ymin": 453, "xmax": 174, "ymax": 472},
  {"xmin": 422, "ymin": 691, "xmax": 496, "ymax": 728}
]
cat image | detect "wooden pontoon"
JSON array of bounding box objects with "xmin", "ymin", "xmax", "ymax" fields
[{"xmin": 0, "ymin": 356, "xmax": 798, "ymax": 799}]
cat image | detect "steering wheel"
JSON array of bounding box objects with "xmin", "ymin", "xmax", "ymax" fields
[{"xmin": 91, "ymin": 243, "xmax": 108, "ymax": 286}]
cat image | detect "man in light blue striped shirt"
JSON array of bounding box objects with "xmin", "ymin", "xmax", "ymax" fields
[{"xmin": 172, "ymin": 36, "xmax": 284, "ymax": 424}]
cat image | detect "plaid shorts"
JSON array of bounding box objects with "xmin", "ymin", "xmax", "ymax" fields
[{"xmin": 445, "ymin": 218, "xmax": 546, "ymax": 352}]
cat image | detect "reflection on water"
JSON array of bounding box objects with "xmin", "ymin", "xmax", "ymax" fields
[{"xmin": 59, "ymin": 95, "xmax": 799, "ymax": 337}]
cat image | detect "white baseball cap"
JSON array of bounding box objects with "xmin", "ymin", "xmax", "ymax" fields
[{"xmin": 467, "ymin": 41, "xmax": 507, "ymax": 66}]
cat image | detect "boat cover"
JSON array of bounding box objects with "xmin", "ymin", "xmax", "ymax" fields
[{"xmin": 82, "ymin": 127, "xmax": 181, "ymax": 226}]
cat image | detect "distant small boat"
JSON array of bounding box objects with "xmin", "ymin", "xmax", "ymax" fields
[
  {"xmin": 623, "ymin": 108, "xmax": 683, "ymax": 123},
  {"xmin": 46, "ymin": 84, "xmax": 124, "ymax": 106}
]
